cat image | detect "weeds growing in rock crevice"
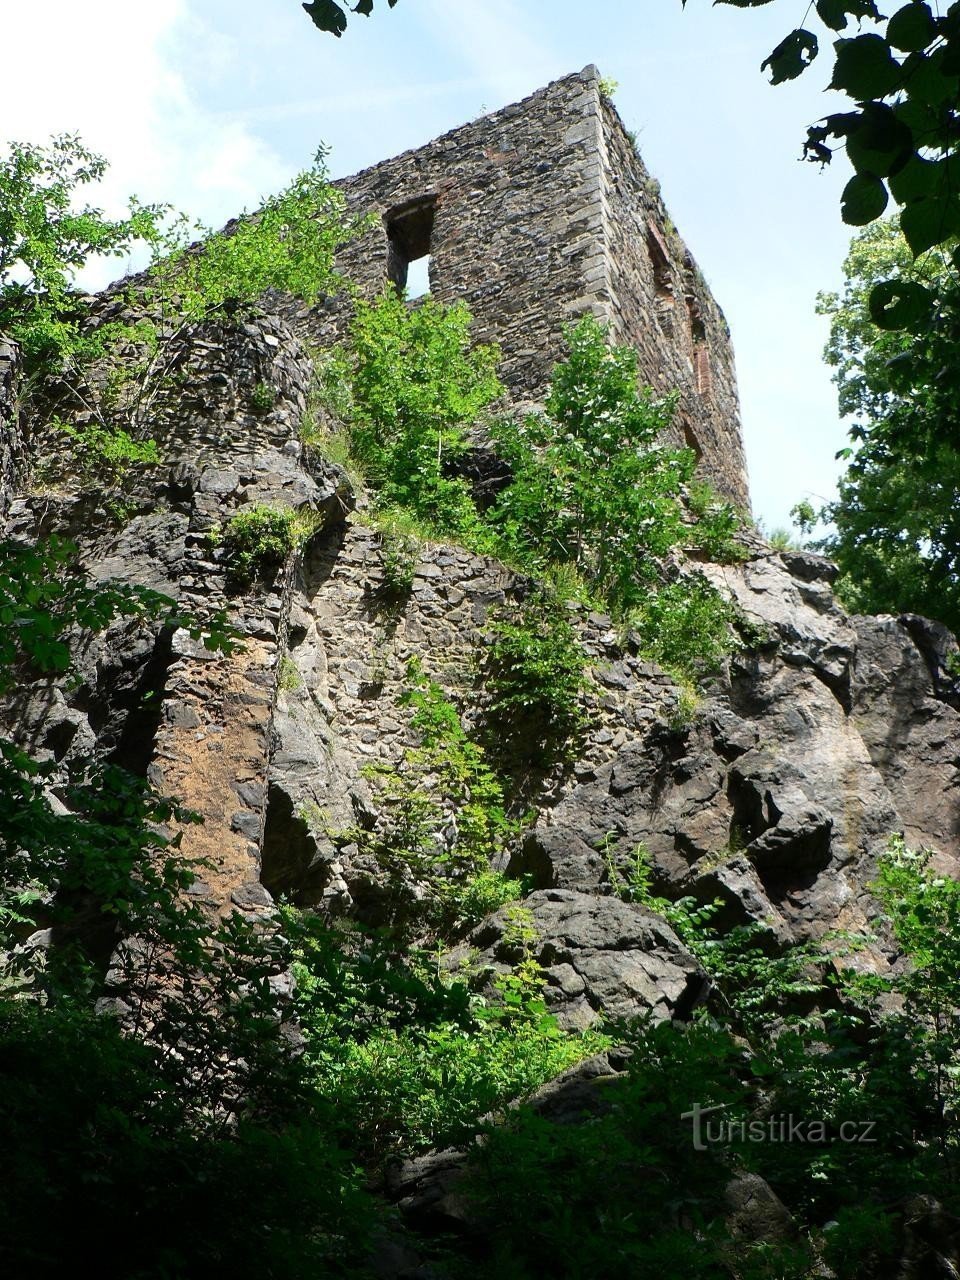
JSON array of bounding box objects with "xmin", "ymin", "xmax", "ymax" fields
[{"xmin": 220, "ymin": 503, "xmax": 322, "ymax": 591}]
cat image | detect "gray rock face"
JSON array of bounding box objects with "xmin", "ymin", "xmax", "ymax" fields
[
  {"xmin": 7, "ymin": 326, "xmax": 960, "ymax": 976},
  {"xmin": 449, "ymin": 889, "xmax": 707, "ymax": 1030}
]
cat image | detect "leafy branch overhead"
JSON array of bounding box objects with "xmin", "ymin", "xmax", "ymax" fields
[
  {"xmin": 693, "ymin": 0, "xmax": 960, "ymax": 333},
  {"xmin": 303, "ymin": 0, "xmax": 398, "ymax": 37}
]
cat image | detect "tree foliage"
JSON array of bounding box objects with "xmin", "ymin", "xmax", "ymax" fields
[
  {"xmin": 337, "ymin": 286, "xmax": 502, "ymax": 533},
  {"xmin": 695, "ymin": 2, "xmax": 960, "ymax": 289},
  {"xmin": 814, "ymin": 218, "xmax": 960, "ymax": 632},
  {"xmin": 488, "ymin": 317, "xmax": 691, "ymax": 609},
  {"xmin": 0, "ymin": 134, "xmax": 163, "ymax": 365},
  {"xmin": 1, "ymin": 133, "xmax": 356, "ymax": 485}
]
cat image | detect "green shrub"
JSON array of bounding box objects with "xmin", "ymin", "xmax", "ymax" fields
[
  {"xmin": 250, "ymin": 380, "xmax": 276, "ymax": 413},
  {"xmin": 488, "ymin": 316, "xmax": 691, "ymax": 612},
  {"xmin": 822, "ymin": 1205, "xmax": 898, "ymax": 1280},
  {"xmin": 768, "ymin": 526, "xmax": 800, "ymax": 551},
  {"xmin": 0, "ymin": 700, "xmax": 370, "ymax": 1277},
  {"xmin": 467, "ymin": 1018, "xmax": 745, "ymax": 1279},
  {"xmin": 329, "ymin": 310, "xmax": 748, "ymax": 722},
  {"xmin": 455, "ymin": 866, "xmax": 523, "ymax": 926},
  {"xmin": 374, "ymin": 507, "xmax": 421, "ymax": 596},
  {"xmin": 44, "ymin": 419, "xmax": 161, "ymax": 491},
  {"xmin": 222, "ymin": 504, "xmax": 316, "ymax": 588},
  {"xmin": 288, "ymin": 912, "xmax": 604, "ymax": 1161},
  {"xmin": 3, "ymin": 136, "xmax": 360, "ymax": 454},
  {"xmin": 334, "ymin": 659, "xmax": 525, "ymax": 941},
  {"xmin": 342, "ymin": 288, "xmax": 501, "ymax": 535},
  {"xmin": 0, "ymin": 1001, "xmax": 373, "ymax": 1280},
  {"xmin": 686, "ymin": 480, "xmax": 747, "ymax": 563},
  {"xmin": 630, "ymin": 574, "xmax": 740, "ymax": 682}
]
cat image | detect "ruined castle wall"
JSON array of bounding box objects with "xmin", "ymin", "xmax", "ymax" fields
[
  {"xmin": 285, "ymin": 67, "xmax": 610, "ymax": 400},
  {"xmin": 283, "ymin": 66, "xmax": 750, "ymax": 508},
  {"xmin": 596, "ymin": 98, "xmax": 750, "ymax": 510}
]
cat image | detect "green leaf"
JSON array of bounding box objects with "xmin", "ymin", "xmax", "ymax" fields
[
  {"xmin": 831, "ymin": 34, "xmax": 903, "ymax": 99},
  {"xmin": 883, "ymin": 350, "xmax": 921, "ymax": 390},
  {"xmin": 354, "ymin": 0, "xmax": 373, "ymax": 13},
  {"xmin": 814, "ymin": 0, "xmax": 884, "ymax": 28},
  {"xmin": 900, "ymin": 195, "xmax": 960, "ymax": 255},
  {"xmin": 898, "ymin": 46, "xmax": 959, "ymax": 112},
  {"xmin": 761, "ymin": 29, "xmax": 819, "ymax": 83},
  {"xmin": 816, "ymin": 0, "xmax": 850, "ymax": 30},
  {"xmin": 303, "ymin": 0, "xmax": 347, "ymax": 35},
  {"xmin": 888, "ymin": 154, "xmax": 945, "ymax": 205},
  {"xmin": 887, "ymin": 2, "xmax": 936, "ymax": 52},
  {"xmin": 845, "ymin": 103, "xmax": 913, "ymax": 177},
  {"xmin": 841, "ymin": 172, "xmax": 889, "ymax": 224},
  {"xmin": 868, "ymin": 278, "xmax": 933, "ymax": 331}
]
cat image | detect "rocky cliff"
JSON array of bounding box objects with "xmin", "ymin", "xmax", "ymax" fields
[
  {"xmin": 4, "ymin": 158, "xmax": 960, "ymax": 1279},
  {"xmin": 4, "ymin": 290, "xmax": 959, "ymax": 1024}
]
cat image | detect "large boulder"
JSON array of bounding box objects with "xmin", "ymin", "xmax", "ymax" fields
[{"xmin": 448, "ymin": 888, "xmax": 707, "ymax": 1030}]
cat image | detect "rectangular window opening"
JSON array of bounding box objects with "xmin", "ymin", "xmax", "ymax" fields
[
  {"xmin": 386, "ymin": 195, "xmax": 436, "ymax": 299},
  {"xmin": 686, "ymin": 294, "xmax": 712, "ymax": 397},
  {"xmin": 405, "ymin": 254, "xmax": 432, "ymax": 300}
]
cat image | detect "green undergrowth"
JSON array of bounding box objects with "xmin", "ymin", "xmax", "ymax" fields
[
  {"xmin": 329, "ymin": 656, "xmax": 527, "ymax": 940},
  {"xmin": 296, "ymin": 658, "xmax": 605, "ymax": 1160},
  {"xmin": 479, "ymin": 587, "xmax": 591, "ymax": 765},
  {"xmin": 463, "ymin": 838, "xmax": 960, "ymax": 1278},
  {"xmin": 289, "ymin": 909, "xmax": 606, "ymax": 1162}
]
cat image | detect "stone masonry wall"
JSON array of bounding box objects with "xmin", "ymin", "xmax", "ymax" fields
[
  {"xmin": 1, "ymin": 309, "xmax": 351, "ymax": 921},
  {"xmin": 0, "ymin": 334, "xmax": 24, "ymax": 515},
  {"xmin": 597, "ymin": 97, "xmax": 750, "ymax": 510},
  {"xmin": 282, "ymin": 68, "xmax": 609, "ymax": 402},
  {"xmin": 279, "ymin": 66, "xmax": 750, "ymax": 509}
]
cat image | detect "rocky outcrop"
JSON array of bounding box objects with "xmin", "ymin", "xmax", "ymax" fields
[
  {"xmin": 256, "ymin": 517, "xmax": 960, "ymax": 989},
  {"xmin": 9, "ymin": 324, "xmax": 959, "ymax": 964},
  {"xmin": 448, "ymin": 889, "xmax": 707, "ymax": 1030},
  {"xmin": 2, "ymin": 307, "xmax": 352, "ymax": 917}
]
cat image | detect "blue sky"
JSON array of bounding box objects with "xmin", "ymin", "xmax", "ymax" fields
[{"xmin": 1, "ymin": 0, "xmax": 859, "ymax": 531}]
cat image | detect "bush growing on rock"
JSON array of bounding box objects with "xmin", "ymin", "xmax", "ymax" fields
[
  {"xmin": 1, "ymin": 135, "xmax": 360, "ymax": 466},
  {"xmin": 221, "ymin": 503, "xmax": 319, "ymax": 589},
  {"xmin": 340, "ymin": 286, "xmax": 502, "ymax": 535}
]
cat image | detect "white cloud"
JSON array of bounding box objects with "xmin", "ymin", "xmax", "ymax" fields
[{"xmin": 0, "ymin": 0, "xmax": 289, "ymax": 289}]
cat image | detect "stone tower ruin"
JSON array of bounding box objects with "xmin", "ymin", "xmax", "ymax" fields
[{"xmin": 294, "ymin": 64, "xmax": 750, "ymax": 510}]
